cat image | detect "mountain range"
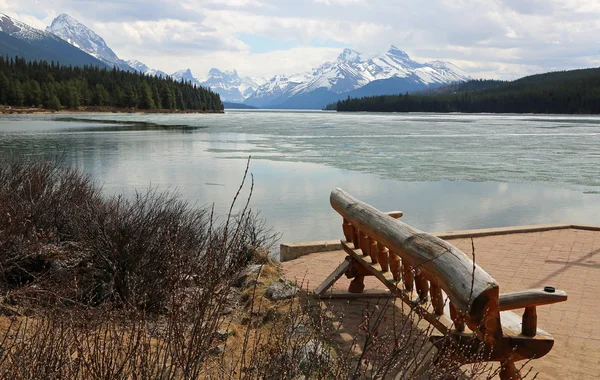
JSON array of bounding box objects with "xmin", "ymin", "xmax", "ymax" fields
[
  {"xmin": 0, "ymin": 13, "xmax": 108, "ymax": 69},
  {"xmin": 244, "ymin": 46, "xmax": 470, "ymax": 109},
  {"xmin": 0, "ymin": 13, "xmax": 471, "ymax": 109}
]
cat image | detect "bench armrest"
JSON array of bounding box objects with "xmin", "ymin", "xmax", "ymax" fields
[{"xmin": 499, "ymin": 288, "xmax": 567, "ymax": 311}]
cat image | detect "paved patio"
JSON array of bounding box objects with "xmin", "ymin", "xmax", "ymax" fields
[{"xmin": 282, "ymin": 228, "xmax": 600, "ymax": 379}]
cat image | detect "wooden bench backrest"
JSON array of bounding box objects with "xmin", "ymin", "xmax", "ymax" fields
[{"xmin": 331, "ymin": 188, "xmax": 503, "ymax": 344}]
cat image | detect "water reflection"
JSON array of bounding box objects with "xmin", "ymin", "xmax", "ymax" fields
[{"xmin": 2, "ymin": 113, "xmax": 600, "ymax": 252}]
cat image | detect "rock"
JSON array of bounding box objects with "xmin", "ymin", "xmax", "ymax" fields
[
  {"xmin": 235, "ymin": 264, "xmax": 264, "ymax": 288},
  {"xmin": 93, "ymin": 282, "xmax": 112, "ymax": 304},
  {"xmin": 265, "ymin": 278, "xmax": 299, "ymax": 300},
  {"xmin": 245, "ymin": 279, "xmax": 264, "ymax": 288},
  {"xmin": 293, "ymin": 323, "xmax": 309, "ymax": 336},
  {"xmin": 209, "ymin": 344, "xmax": 225, "ymax": 356},
  {"xmin": 48, "ymin": 259, "xmax": 67, "ymax": 274},
  {"xmin": 0, "ymin": 304, "xmax": 21, "ymax": 317},
  {"xmin": 213, "ymin": 330, "xmax": 230, "ymax": 342},
  {"xmin": 282, "ymin": 340, "xmax": 331, "ymax": 373},
  {"xmin": 298, "ymin": 340, "xmax": 331, "ymax": 367},
  {"xmin": 246, "ymin": 264, "xmax": 264, "ymax": 276},
  {"xmin": 181, "ymin": 274, "xmax": 196, "ymax": 287}
]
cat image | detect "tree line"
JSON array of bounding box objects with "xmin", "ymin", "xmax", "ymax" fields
[
  {"xmin": 0, "ymin": 56, "xmax": 223, "ymax": 111},
  {"xmin": 327, "ymin": 68, "xmax": 600, "ymax": 114}
]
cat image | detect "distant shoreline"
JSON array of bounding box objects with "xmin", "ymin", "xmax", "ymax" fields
[{"xmin": 0, "ymin": 106, "xmax": 224, "ymax": 115}]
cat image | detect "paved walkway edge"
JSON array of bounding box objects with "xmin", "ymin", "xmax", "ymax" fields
[{"xmin": 280, "ymin": 223, "xmax": 600, "ymax": 262}]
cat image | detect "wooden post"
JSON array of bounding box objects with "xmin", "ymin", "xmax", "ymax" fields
[
  {"xmin": 342, "ymin": 218, "xmax": 353, "ymax": 243},
  {"xmin": 348, "ymin": 276, "xmax": 365, "ymax": 293},
  {"xmin": 499, "ymin": 360, "xmax": 522, "ymax": 380},
  {"xmin": 352, "ymin": 225, "xmax": 359, "ymax": 249},
  {"xmin": 402, "ymin": 262, "xmax": 414, "ymax": 291},
  {"xmin": 522, "ymin": 306, "xmax": 537, "ymax": 337},
  {"xmin": 450, "ymin": 303, "xmax": 465, "ymax": 332},
  {"xmin": 414, "ymin": 270, "xmax": 429, "ymax": 302},
  {"xmin": 377, "ymin": 242, "xmax": 389, "ymax": 272},
  {"xmin": 368, "ymin": 237, "xmax": 379, "ymax": 264},
  {"xmin": 358, "ymin": 231, "xmax": 369, "ymax": 257},
  {"xmin": 389, "ymin": 249, "xmax": 401, "ymax": 281},
  {"xmin": 430, "ymin": 282, "xmax": 444, "ymax": 315}
]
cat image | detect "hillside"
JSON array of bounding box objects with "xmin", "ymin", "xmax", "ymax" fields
[{"xmin": 329, "ymin": 67, "xmax": 600, "ymax": 114}]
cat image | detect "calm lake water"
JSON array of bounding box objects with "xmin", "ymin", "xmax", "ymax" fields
[{"xmin": 2, "ymin": 110, "xmax": 600, "ymax": 254}]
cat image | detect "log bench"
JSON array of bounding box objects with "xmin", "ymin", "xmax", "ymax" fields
[{"xmin": 315, "ymin": 188, "xmax": 567, "ymax": 379}]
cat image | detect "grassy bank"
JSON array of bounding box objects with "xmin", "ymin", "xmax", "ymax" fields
[{"xmin": 0, "ymin": 159, "xmax": 515, "ymax": 378}]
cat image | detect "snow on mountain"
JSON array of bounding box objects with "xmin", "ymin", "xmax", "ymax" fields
[
  {"xmin": 0, "ymin": 13, "xmax": 108, "ymax": 68},
  {"xmin": 126, "ymin": 59, "xmax": 169, "ymax": 78},
  {"xmin": 200, "ymin": 68, "xmax": 264, "ymax": 102},
  {"xmin": 167, "ymin": 67, "xmax": 264, "ymax": 102},
  {"xmin": 170, "ymin": 69, "xmax": 204, "ymax": 88},
  {"xmin": 0, "ymin": 13, "xmax": 48, "ymax": 42},
  {"xmin": 46, "ymin": 13, "xmax": 133, "ymax": 71},
  {"xmin": 245, "ymin": 45, "xmax": 471, "ymax": 108}
]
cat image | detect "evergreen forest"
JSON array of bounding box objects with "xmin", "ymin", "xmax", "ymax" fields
[
  {"xmin": 328, "ymin": 68, "xmax": 600, "ymax": 114},
  {"xmin": 0, "ymin": 56, "xmax": 223, "ymax": 111}
]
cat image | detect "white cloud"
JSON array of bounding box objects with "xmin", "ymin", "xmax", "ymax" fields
[
  {"xmin": 2, "ymin": 0, "xmax": 600, "ymax": 80},
  {"xmin": 314, "ymin": 0, "xmax": 364, "ymax": 5}
]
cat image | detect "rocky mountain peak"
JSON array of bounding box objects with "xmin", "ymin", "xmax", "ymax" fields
[
  {"xmin": 337, "ymin": 48, "xmax": 362, "ymax": 62},
  {"xmin": 46, "ymin": 13, "xmax": 134, "ymax": 71}
]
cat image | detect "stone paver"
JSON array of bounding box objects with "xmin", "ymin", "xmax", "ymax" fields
[{"xmin": 282, "ymin": 228, "xmax": 600, "ymax": 379}]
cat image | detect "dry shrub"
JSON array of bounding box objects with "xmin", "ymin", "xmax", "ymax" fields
[
  {"xmin": 0, "ymin": 288, "xmax": 534, "ymax": 380},
  {"xmin": 0, "ymin": 157, "xmax": 277, "ymax": 312},
  {"xmin": 0, "ymin": 158, "xmax": 101, "ymax": 286},
  {"xmin": 0, "ymin": 158, "xmax": 533, "ymax": 379}
]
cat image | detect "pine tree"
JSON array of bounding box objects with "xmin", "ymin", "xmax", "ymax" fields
[
  {"xmin": 47, "ymin": 94, "xmax": 61, "ymax": 111},
  {"xmin": 24, "ymin": 80, "xmax": 42, "ymax": 106},
  {"xmin": 9, "ymin": 79, "xmax": 25, "ymax": 106},
  {"xmin": 93, "ymin": 83, "xmax": 109, "ymax": 106},
  {"xmin": 137, "ymin": 81, "xmax": 155, "ymax": 109},
  {"xmin": 0, "ymin": 72, "xmax": 8, "ymax": 104}
]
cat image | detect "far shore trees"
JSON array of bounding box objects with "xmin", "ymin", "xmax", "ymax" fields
[{"xmin": 0, "ymin": 56, "xmax": 223, "ymax": 111}]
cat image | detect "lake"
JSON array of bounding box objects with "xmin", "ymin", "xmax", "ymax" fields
[{"xmin": 2, "ymin": 110, "xmax": 600, "ymax": 255}]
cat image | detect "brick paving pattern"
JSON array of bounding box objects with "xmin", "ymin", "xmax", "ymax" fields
[{"xmin": 282, "ymin": 228, "xmax": 600, "ymax": 379}]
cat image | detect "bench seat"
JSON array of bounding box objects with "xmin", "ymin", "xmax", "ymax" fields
[{"xmin": 316, "ymin": 188, "xmax": 568, "ymax": 379}]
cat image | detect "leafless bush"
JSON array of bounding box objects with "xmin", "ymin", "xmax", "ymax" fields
[
  {"xmin": 0, "ymin": 158, "xmax": 532, "ymax": 379},
  {"xmin": 0, "ymin": 157, "xmax": 277, "ymax": 312},
  {"xmin": 0, "ymin": 158, "xmax": 102, "ymax": 286}
]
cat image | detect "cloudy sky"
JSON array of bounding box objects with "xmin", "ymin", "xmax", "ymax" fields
[{"xmin": 3, "ymin": 0, "xmax": 600, "ymax": 80}]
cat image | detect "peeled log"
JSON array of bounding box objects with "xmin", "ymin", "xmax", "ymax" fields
[{"xmin": 330, "ymin": 187, "xmax": 500, "ymax": 339}]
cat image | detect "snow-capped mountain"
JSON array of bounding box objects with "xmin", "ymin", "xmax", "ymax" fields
[
  {"xmin": 245, "ymin": 45, "xmax": 471, "ymax": 109},
  {"xmin": 0, "ymin": 13, "xmax": 49, "ymax": 42},
  {"xmin": 127, "ymin": 60, "xmax": 169, "ymax": 78},
  {"xmin": 0, "ymin": 13, "xmax": 108, "ymax": 68},
  {"xmin": 170, "ymin": 69, "xmax": 204, "ymax": 87},
  {"xmin": 46, "ymin": 13, "xmax": 133, "ymax": 71},
  {"xmin": 200, "ymin": 68, "xmax": 264, "ymax": 103}
]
